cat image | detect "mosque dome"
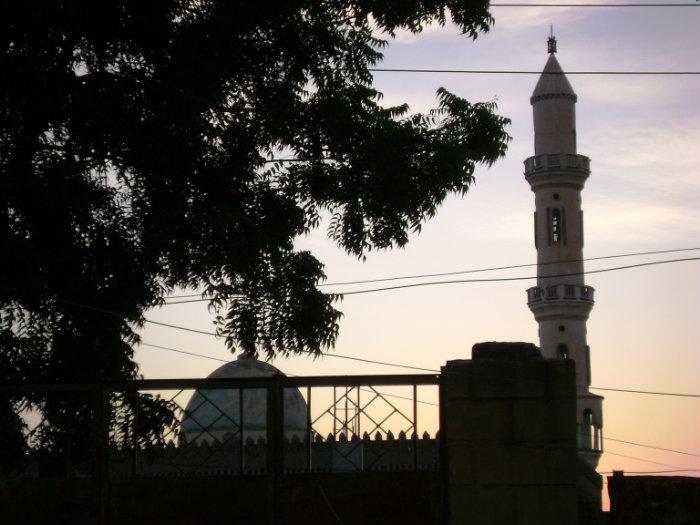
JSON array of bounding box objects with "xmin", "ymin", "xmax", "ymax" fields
[{"xmin": 179, "ymin": 355, "xmax": 307, "ymax": 444}]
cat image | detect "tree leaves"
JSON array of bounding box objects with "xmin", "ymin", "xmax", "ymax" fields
[{"xmin": 0, "ymin": 0, "xmax": 507, "ymax": 382}]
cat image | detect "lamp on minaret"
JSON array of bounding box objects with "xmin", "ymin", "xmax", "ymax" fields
[{"xmin": 524, "ymin": 34, "xmax": 603, "ymax": 468}]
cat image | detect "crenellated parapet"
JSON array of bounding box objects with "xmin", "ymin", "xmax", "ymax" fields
[
  {"xmin": 107, "ymin": 431, "xmax": 441, "ymax": 477},
  {"xmin": 524, "ymin": 153, "xmax": 590, "ymax": 190},
  {"xmin": 527, "ymin": 284, "xmax": 595, "ymax": 306},
  {"xmin": 524, "ymin": 153, "xmax": 590, "ymax": 174}
]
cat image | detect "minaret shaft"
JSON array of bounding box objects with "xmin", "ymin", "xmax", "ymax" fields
[
  {"xmin": 534, "ymin": 187, "xmax": 584, "ymax": 286},
  {"xmin": 533, "ymin": 99, "xmax": 577, "ymax": 155},
  {"xmin": 524, "ymin": 40, "xmax": 602, "ymax": 467}
]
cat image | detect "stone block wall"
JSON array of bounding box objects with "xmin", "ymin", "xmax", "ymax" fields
[{"xmin": 443, "ymin": 342, "xmax": 578, "ymax": 525}]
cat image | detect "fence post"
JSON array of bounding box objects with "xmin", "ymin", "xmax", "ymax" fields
[
  {"xmin": 93, "ymin": 384, "xmax": 109, "ymax": 524},
  {"xmin": 413, "ymin": 383, "xmax": 418, "ymax": 471},
  {"xmin": 266, "ymin": 376, "xmax": 284, "ymax": 524},
  {"xmin": 306, "ymin": 385, "xmax": 312, "ymax": 472},
  {"xmin": 132, "ymin": 390, "xmax": 139, "ymax": 477},
  {"xmin": 239, "ymin": 387, "xmax": 245, "ymax": 474},
  {"xmin": 438, "ymin": 376, "xmax": 448, "ymax": 525}
]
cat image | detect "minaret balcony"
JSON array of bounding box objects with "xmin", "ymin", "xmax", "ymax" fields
[
  {"xmin": 524, "ymin": 153, "xmax": 591, "ymax": 190},
  {"xmin": 527, "ymin": 284, "xmax": 595, "ymax": 305},
  {"xmin": 524, "ymin": 153, "xmax": 590, "ymax": 175}
]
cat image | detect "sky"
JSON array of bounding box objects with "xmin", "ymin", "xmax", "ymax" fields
[{"xmin": 134, "ymin": 1, "xmax": 700, "ymax": 507}]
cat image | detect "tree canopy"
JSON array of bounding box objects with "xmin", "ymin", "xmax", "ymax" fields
[{"xmin": 1, "ymin": 1, "xmax": 510, "ymax": 387}]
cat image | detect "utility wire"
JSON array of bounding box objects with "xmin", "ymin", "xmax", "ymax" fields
[
  {"xmin": 574, "ymin": 431, "xmax": 700, "ymax": 460},
  {"xmin": 600, "ymin": 469, "xmax": 700, "ymax": 475},
  {"xmin": 162, "ymin": 256, "xmax": 700, "ymax": 304},
  {"xmin": 163, "ymin": 247, "xmax": 700, "ymax": 300},
  {"xmin": 603, "ymin": 450, "xmax": 691, "ymax": 470},
  {"xmin": 369, "ymin": 68, "xmax": 700, "ymax": 75},
  {"xmin": 56, "ymin": 299, "xmax": 219, "ymax": 337},
  {"xmin": 140, "ymin": 342, "xmax": 440, "ymax": 407},
  {"xmin": 322, "ymin": 350, "xmax": 700, "ymax": 398},
  {"xmin": 490, "ymin": 2, "xmax": 699, "ymax": 6},
  {"xmin": 141, "ymin": 341, "xmax": 700, "ymax": 458},
  {"xmin": 588, "ymin": 385, "xmax": 700, "ymax": 399},
  {"xmin": 141, "ymin": 342, "xmax": 229, "ymax": 363},
  {"xmin": 603, "ymin": 436, "xmax": 700, "ymax": 459},
  {"xmin": 338, "ymin": 257, "xmax": 700, "ymax": 296},
  {"xmin": 322, "ymin": 247, "xmax": 700, "ymax": 287},
  {"xmin": 313, "ymin": 350, "xmax": 700, "ymax": 399},
  {"xmin": 58, "ymin": 299, "xmax": 700, "ymax": 399},
  {"xmin": 136, "ymin": 337, "xmax": 700, "ymax": 400}
]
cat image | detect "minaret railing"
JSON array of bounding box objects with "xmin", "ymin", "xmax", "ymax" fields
[
  {"xmin": 526, "ymin": 284, "xmax": 595, "ymax": 305},
  {"xmin": 524, "ymin": 152, "xmax": 589, "ymax": 174}
]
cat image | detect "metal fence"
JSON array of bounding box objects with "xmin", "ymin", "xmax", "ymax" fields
[{"xmin": 1, "ymin": 374, "xmax": 442, "ymax": 480}]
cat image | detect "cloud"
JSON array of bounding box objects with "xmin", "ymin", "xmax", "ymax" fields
[
  {"xmin": 582, "ymin": 123, "xmax": 700, "ymax": 243},
  {"xmin": 575, "ymin": 74, "xmax": 698, "ymax": 108},
  {"xmin": 490, "ymin": 5, "xmax": 590, "ymax": 32},
  {"xmin": 585, "ymin": 199, "xmax": 700, "ymax": 243},
  {"xmin": 576, "ymin": 77, "xmax": 667, "ymax": 107},
  {"xmin": 584, "ymin": 124, "xmax": 700, "ymax": 192},
  {"xmin": 392, "ymin": 21, "xmax": 455, "ymax": 44},
  {"xmin": 387, "ymin": 6, "xmax": 591, "ymax": 45}
]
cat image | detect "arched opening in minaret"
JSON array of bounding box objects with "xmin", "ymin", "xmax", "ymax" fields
[
  {"xmin": 578, "ymin": 409, "xmax": 603, "ymax": 453},
  {"xmin": 551, "ymin": 208, "xmax": 561, "ymax": 243},
  {"xmin": 580, "ymin": 409, "xmax": 594, "ymax": 450},
  {"xmin": 557, "ymin": 343, "xmax": 568, "ymax": 359}
]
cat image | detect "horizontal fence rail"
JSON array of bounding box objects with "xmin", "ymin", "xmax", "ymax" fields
[{"xmin": 1, "ymin": 374, "xmax": 441, "ymax": 480}]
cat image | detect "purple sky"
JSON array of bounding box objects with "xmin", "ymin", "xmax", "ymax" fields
[{"xmin": 135, "ymin": 3, "xmax": 700, "ymax": 505}]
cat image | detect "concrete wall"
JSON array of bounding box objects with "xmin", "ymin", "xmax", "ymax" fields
[
  {"xmin": 608, "ymin": 472, "xmax": 700, "ymax": 525},
  {"xmin": 443, "ymin": 343, "xmax": 578, "ymax": 525},
  {"xmin": 0, "ymin": 472, "xmax": 443, "ymax": 525}
]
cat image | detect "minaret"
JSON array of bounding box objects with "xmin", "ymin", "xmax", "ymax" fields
[{"xmin": 524, "ymin": 33, "xmax": 603, "ymax": 467}]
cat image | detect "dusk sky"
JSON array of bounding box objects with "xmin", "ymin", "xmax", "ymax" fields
[{"xmin": 135, "ymin": 2, "xmax": 700, "ymax": 505}]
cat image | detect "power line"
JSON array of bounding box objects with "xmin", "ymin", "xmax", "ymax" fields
[
  {"xmin": 308, "ymin": 350, "xmax": 441, "ymax": 374},
  {"xmin": 163, "ymin": 247, "xmax": 700, "ymax": 299},
  {"xmin": 600, "ymin": 469, "xmax": 700, "ymax": 475},
  {"xmin": 315, "ymin": 351, "xmax": 700, "ymax": 398},
  {"xmin": 336, "ymin": 256, "xmax": 700, "ymax": 296},
  {"xmin": 57, "ymin": 299, "xmax": 219, "ymax": 337},
  {"xmin": 139, "ymin": 342, "xmax": 440, "ymax": 407},
  {"xmin": 369, "ymin": 68, "xmax": 700, "ymax": 75},
  {"xmin": 57, "ymin": 299, "xmax": 700, "ymax": 399},
  {"xmin": 141, "ymin": 342, "xmax": 229, "ymax": 363},
  {"xmin": 490, "ymin": 3, "xmax": 699, "ymax": 6},
  {"xmin": 140, "ymin": 340, "xmax": 438, "ymax": 373},
  {"xmin": 161, "ymin": 256, "xmax": 700, "ymax": 304},
  {"xmin": 321, "ymin": 247, "xmax": 700, "ymax": 287},
  {"xmin": 588, "ymin": 385, "xmax": 700, "ymax": 398},
  {"xmin": 603, "ymin": 450, "xmax": 691, "ymax": 470},
  {"xmin": 140, "ymin": 341, "xmax": 700, "ymax": 459},
  {"xmin": 603, "ymin": 436, "xmax": 700, "ymax": 459},
  {"xmin": 135, "ymin": 336, "xmax": 700, "ymax": 399}
]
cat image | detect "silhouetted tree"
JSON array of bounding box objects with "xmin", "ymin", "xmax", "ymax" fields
[{"xmin": 1, "ymin": 1, "xmax": 509, "ymax": 457}]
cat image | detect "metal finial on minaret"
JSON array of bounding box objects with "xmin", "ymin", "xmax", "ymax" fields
[{"xmin": 547, "ymin": 25, "xmax": 557, "ymax": 53}]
